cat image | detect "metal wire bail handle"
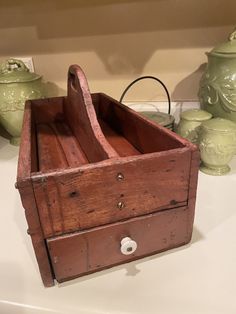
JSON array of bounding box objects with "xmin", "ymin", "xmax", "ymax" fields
[{"xmin": 119, "ymin": 76, "xmax": 171, "ymax": 115}]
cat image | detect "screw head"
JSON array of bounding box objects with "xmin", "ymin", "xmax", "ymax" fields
[
  {"xmin": 117, "ymin": 201, "xmax": 125, "ymax": 209},
  {"xmin": 117, "ymin": 173, "xmax": 124, "ymax": 181}
]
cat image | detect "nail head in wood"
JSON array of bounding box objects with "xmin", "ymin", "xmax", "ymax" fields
[
  {"xmin": 116, "ymin": 173, "xmax": 124, "ymax": 181},
  {"xmin": 117, "ymin": 201, "xmax": 125, "ymax": 209}
]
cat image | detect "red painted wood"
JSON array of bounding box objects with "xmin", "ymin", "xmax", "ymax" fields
[
  {"xmin": 98, "ymin": 118, "xmax": 141, "ymax": 157},
  {"xmin": 17, "ymin": 101, "xmax": 33, "ymax": 179},
  {"xmin": 17, "ymin": 101, "xmax": 54, "ymax": 287},
  {"xmin": 18, "ymin": 181, "xmax": 55, "ymax": 287},
  {"xmin": 50, "ymin": 122, "xmax": 88, "ymax": 167},
  {"xmin": 64, "ymin": 65, "xmax": 118, "ymax": 162},
  {"xmin": 37, "ymin": 122, "xmax": 88, "ymax": 172},
  {"xmin": 37, "ymin": 123, "xmax": 69, "ymax": 171},
  {"xmin": 31, "ymin": 97, "xmax": 64, "ymax": 124},
  {"xmin": 186, "ymin": 146, "xmax": 200, "ymax": 241},
  {"xmin": 17, "ymin": 64, "xmax": 200, "ymax": 287},
  {"xmin": 47, "ymin": 205, "xmax": 190, "ymax": 282},
  {"xmin": 32, "ymin": 148, "xmax": 191, "ymax": 238},
  {"xmin": 96, "ymin": 93, "xmax": 187, "ymax": 154}
]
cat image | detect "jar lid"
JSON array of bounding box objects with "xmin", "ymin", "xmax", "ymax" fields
[
  {"xmin": 180, "ymin": 109, "xmax": 212, "ymax": 122},
  {"xmin": 201, "ymin": 118, "xmax": 236, "ymax": 132},
  {"xmin": 210, "ymin": 28, "xmax": 236, "ymax": 55},
  {"xmin": 0, "ymin": 59, "xmax": 41, "ymax": 83}
]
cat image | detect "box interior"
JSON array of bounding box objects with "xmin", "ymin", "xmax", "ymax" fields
[{"xmin": 30, "ymin": 94, "xmax": 185, "ymax": 173}]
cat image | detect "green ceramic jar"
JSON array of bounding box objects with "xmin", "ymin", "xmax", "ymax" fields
[
  {"xmin": 199, "ymin": 118, "xmax": 236, "ymax": 175},
  {"xmin": 199, "ymin": 28, "xmax": 236, "ymax": 122},
  {"xmin": 176, "ymin": 109, "xmax": 212, "ymax": 144},
  {"xmin": 0, "ymin": 58, "xmax": 44, "ymax": 145}
]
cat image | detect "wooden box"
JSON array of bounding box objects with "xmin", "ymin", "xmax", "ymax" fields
[{"xmin": 16, "ymin": 65, "xmax": 199, "ymax": 287}]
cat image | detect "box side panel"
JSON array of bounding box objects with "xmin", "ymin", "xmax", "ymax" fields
[
  {"xmin": 18, "ymin": 180, "xmax": 54, "ymax": 287},
  {"xmin": 98, "ymin": 118, "xmax": 142, "ymax": 157},
  {"xmin": 186, "ymin": 146, "xmax": 200, "ymax": 241},
  {"xmin": 31, "ymin": 97, "xmax": 64, "ymax": 124},
  {"xmin": 17, "ymin": 100, "xmax": 54, "ymax": 287},
  {"xmin": 96, "ymin": 93, "xmax": 189, "ymax": 154},
  {"xmin": 47, "ymin": 205, "xmax": 190, "ymax": 283},
  {"xmin": 32, "ymin": 148, "xmax": 192, "ymax": 238},
  {"xmin": 17, "ymin": 101, "xmax": 36, "ymax": 180}
]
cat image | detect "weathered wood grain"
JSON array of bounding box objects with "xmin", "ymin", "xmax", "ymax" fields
[
  {"xmin": 32, "ymin": 148, "xmax": 191, "ymax": 238},
  {"xmin": 37, "ymin": 122, "xmax": 88, "ymax": 172},
  {"xmin": 96, "ymin": 93, "xmax": 189, "ymax": 154},
  {"xmin": 18, "ymin": 181, "xmax": 55, "ymax": 287},
  {"xmin": 64, "ymin": 65, "xmax": 118, "ymax": 162},
  {"xmin": 47, "ymin": 205, "xmax": 189, "ymax": 282},
  {"xmin": 50, "ymin": 122, "xmax": 88, "ymax": 167},
  {"xmin": 37, "ymin": 123, "xmax": 68, "ymax": 171},
  {"xmin": 17, "ymin": 101, "xmax": 54, "ymax": 287},
  {"xmin": 17, "ymin": 101, "xmax": 33, "ymax": 179},
  {"xmin": 98, "ymin": 118, "xmax": 141, "ymax": 157},
  {"xmin": 17, "ymin": 64, "xmax": 200, "ymax": 287},
  {"xmin": 186, "ymin": 146, "xmax": 200, "ymax": 242},
  {"xmin": 31, "ymin": 97, "xmax": 64, "ymax": 124}
]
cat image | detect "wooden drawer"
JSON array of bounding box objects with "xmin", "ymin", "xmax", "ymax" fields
[{"xmin": 47, "ymin": 205, "xmax": 192, "ymax": 283}]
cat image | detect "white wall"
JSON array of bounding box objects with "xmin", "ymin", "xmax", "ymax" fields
[{"xmin": 0, "ymin": 0, "xmax": 235, "ymax": 101}]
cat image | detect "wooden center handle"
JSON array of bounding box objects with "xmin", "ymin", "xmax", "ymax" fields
[
  {"xmin": 68, "ymin": 64, "xmax": 92, "ymax": 105},
  {"xmin": 65, "ymin": 64, "xmax": 119, "ymax": 162}
]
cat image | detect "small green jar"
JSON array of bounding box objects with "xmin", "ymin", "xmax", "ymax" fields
[
  {"xmin": 199, "ymin": 118, "xmax": 236, "ymax": 175},
  {"xmin": 0, "ymin": 58, "xmax": 44, "ymax": 145},
  {"xmin": 176, "ymin": 109, "xmax": 212, "ymax": 144}
]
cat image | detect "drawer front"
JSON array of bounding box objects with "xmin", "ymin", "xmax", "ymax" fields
[{"xmin": 47, "ymin": 205, "xmax": 192, "ymax": 282}]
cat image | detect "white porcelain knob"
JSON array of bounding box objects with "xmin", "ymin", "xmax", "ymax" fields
[{"xmin": 120, "ymin": 237, "xmax": 137, "ymax": 255}]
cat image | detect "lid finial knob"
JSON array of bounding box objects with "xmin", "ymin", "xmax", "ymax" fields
[{"xmin": 229, "ymin": 28, "xmax": 236, "ymax": 41}]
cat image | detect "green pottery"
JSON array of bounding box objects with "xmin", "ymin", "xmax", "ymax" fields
[
  {"xmin": 176, "ymin": 109, "xmax": 212, "ymax": 144},
  {"xmin": 199, "ymin": 28, "xmax": 236, "ymax": 123},
  {"xmin": 0, "ymin": 58, "xmax": 44, "ymax": 145},
  {"xmin": 199, "ymin": 118, "xmax": 236, "ymax": 175}
]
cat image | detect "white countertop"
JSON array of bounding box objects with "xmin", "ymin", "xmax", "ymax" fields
[{"xmin": 0, "ymin": 135, "xmax": 236, "ymax": 314}]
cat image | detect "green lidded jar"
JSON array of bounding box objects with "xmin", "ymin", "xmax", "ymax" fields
[
  {"xmin": 176, "ymin": 109, "xmax": 212, "ymax": 144},
  {"xmin": 199, "ymin": 28, "xmax": 236, "ymax": 122},
  {"xmin": 199, "ymin": 118, "xmax": 236, "ymax": 175},
  {"xmin": 0, "ymin": 58, "xmax": 44, "ymax": 145}
]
